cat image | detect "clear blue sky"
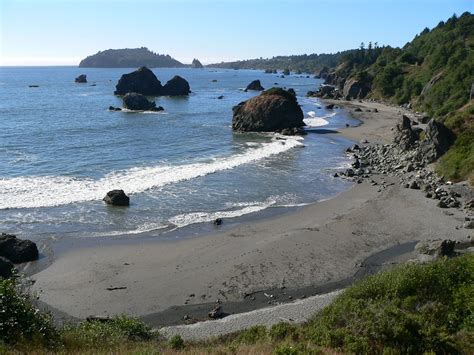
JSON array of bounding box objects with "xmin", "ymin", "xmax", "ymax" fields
[{"xmin": 0, "ymin": 0, "xmax": 472, "ymax": 66}]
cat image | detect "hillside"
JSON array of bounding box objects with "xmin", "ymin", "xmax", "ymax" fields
[
  {"xmin": 208, "ymin": 51, "xmax": 354, "ymax": 74},
  {"xmin": 78, "ymin": 47, "xmax": 185, "ymax": 68},
  {"xmin": 321, "ymin": 12, "xmax": 473, "ymax": 182}
]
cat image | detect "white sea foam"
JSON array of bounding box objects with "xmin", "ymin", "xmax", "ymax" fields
[
  {"xmin": 0, "ymin": 137, "xmax": 303, "ymax": 209},
  {"xmin": 303, "ymin": 111, "xmax": 336, "ymax": 127},
  {"xmin": 169, "ymin": 200, "xmax": 276, "ymax": 228}
]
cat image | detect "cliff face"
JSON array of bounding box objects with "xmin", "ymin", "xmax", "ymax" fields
[{"xmin": 79, "ymin": 47, "xmax": 185, "ymax": 68}]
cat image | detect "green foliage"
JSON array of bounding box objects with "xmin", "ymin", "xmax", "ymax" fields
[
  {"xmin": 269, "ymin": 322, "xmax": 299, "ymax": 341},
  {"xmin": 209, "ymin": 51, "xmax": 354, "ymax": 73},
  {"xmin": 236, "ymin": 325, "xmax": 268, "ymax": 344},
  {"xmin": 79, "ymin": 47, "xmax": 185, "ymax": 68},
  {"xmin": 60, "ymin": 315, "xmax": 152, "ymax": 349},
  {"xmin": 306, "ymin": 254, "xmax": 474, "ymax": 354},
  {"xmin": 169, "ymin": 334, "xmax": 185, "ymax": 349},
  {"xmin": 0, "ymin": 278, "xmax": 57, "ymax": 346}
]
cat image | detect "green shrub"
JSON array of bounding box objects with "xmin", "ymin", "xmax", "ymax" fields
[
  {"xmin": 305, "ymin": 255, "xmax": 474, "ymax": 354},
  {"xmin": 61, "ymin": 315, "xmax": 152, "ymax": 349},
  {"xmin": 236, "ymin": 325, "xmax": 267, "ymax": 344},
  {"xmin": 269, "ymin": 322, "xmax": 299, "ymax": 341},
  {"xmin": 0, "ymin": 278, "xmax": 57, "ymax": 346},
  {"xmin": 169, "ymin": 334, "xmax": 185, "ymax": 349}
]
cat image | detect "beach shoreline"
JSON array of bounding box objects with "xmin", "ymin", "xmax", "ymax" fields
[{"xmin": 30, "ymin": 100, "xmax": 470, "ymax": 327}]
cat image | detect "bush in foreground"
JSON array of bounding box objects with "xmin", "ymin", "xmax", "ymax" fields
[{"xmin": 305, "ymin": 254, "xmax": 474, "ymax": 354}]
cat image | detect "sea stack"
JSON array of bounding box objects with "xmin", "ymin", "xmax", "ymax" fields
[
  {"xmin": 192, "ymin": 58, "xmax": 204, "ymax": 68},
  {"xmin": 114, "ymin": 67, "xmax": 190, "ymax": 96},
  {"xmin": 232, "ymin": 87, "xmax": 305, "ymax": 133}
]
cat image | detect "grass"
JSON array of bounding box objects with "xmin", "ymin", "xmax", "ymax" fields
[
  {"xmin": 436, "ymin": 103, "xmax": 474, "ymax": 184},
  {"xmin": 1, "ymin": 254, "xmax": 473, "ymax": 354}
]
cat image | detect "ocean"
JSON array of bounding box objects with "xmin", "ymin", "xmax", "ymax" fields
[{"xmin": 0, "ymin": 67, "xmax": 359, "ymax": 241}]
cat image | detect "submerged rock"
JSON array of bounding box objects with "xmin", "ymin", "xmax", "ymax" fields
[
  {"xmin": 122, "ymin": 93, "xmax": 162, "ymax": 111},
  {"xmin": 0, "ymin": 233, "xmax": 39, "ymax": 263},
  {"xmin": 75, "ymin": 74, "xmax": 87, "ymax": 83},
  {"xmin": 103, "ymin": 190, "xmax": 130, "ymax": 206},
  {"xmin": 245, "ymin": 80, "xmax": 265, "ymax": 91},
  {"xmin": 232, "ymin": 88, "xmax": 304, "ymax": 132}
]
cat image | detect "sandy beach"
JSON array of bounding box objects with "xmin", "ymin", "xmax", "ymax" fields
[{"xmin": 30, "ymin": 100, "xmax": 471, "ymax": 326}]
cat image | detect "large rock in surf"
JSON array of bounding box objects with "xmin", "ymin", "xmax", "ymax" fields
[
  {"xmin": 103, "ymin": 190, "xmax": 130, "ymax": 206},
  {"xmin": 162, "ymin": 75, "xmax": 191, "ymax": 96},
  {"xmin": 0, "ymin": 233, "xmax": 39, "ymax": 263},
  {"xmin": 192, "ymin": 58, "xmax": 204, "ymax": 69},
  {"xmin": 122, "ymin": 93, "xmax": 163, "ymax": 111},
  {"xmin": 114, "ymin": 67, "xmax": 191, "ymax": 96},
  {"xmin": 0, "ymin": 257, "xmax": 14, "ymax": 278},
  {"xmin": 232, "ymin": 88, "xmax": 304, "ymax": 132},
  {"xmin": 245, "ymin": 80, "xmax": 264, "ymax": 91},
  {"xmin": 75, "ymin": 74, "xmax": 87, "ymax": 83},
  {"xmin": 115, "ymin": 67, "xmax": 163, "ymax": 95}
]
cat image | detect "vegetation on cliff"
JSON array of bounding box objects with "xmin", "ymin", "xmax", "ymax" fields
[
  {"xmin": 208, "ymin": 51, "xmax": 354, "ymax": 74},
  {"xmin": 326, "ymin": 12, "xmax": 473, "ymax": 182},
  {"xmin": 79, "ymin": 47, "xmax": 185, "ymax": 68}
]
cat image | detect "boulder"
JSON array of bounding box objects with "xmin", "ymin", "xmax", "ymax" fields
[
  {"xmin": 208, "ymin": 305, "xmax": 224, "ymax": 319},
  {"xmin": 75, "ymin": 74, "xmax": 87, "ymax": 83},
  {"xmin": 0, "ymin": 256, "xmax": 14, "ymax": 278},
  {"xmin": 162, "ymin": 75, "xmax": 191, "ymax": 96},
  {"xmin": 245, "ymin": 80, "xmax": 264, "ymax": 91},
  {"xmin": 191, "ymin": 58, "xmax": 204, "ymax": 69},
  {"xmin": 103, "ymin": 190, "xmax": 130, "ymax": 206},
  {"xmin": 326, "ymin": 104, "xmax": 335, "ymax": 110},
  {"xmin": 114, "ymin": 67, "xmax": 163, "ymax": 95},
  {"xmin": 393, "ymin": 115, "xmax": 417, "ymax": 151},
  {"xmin": 342, "ymin": 78, "xmax": 370, "ymax": 100},
  {"xmin": 108, "ymin": 106, "xmax": 122, "ymax": 111},
  {"xmin": 283, "ymin": 69, "xmax": 290, "ymax": 76},
  {"xmin": 415, "ymin": 239, "xmax": 455, "ymax": 259},
  {"xmin": 232, "ymin": 88, "xmax": 304, "ymax": 132},
  {"xmin": 122, "ymin": 93, "xmax": 161, "ymax": 111},
  {"xmin": 0, "ymin": 233, "xmax": 39, "ymax": 263},
  {"xmin": 419, "ymin": 119, "xmax": 455, "ymax": 163}
]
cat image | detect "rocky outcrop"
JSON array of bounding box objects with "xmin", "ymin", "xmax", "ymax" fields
[
  {"xmin": 421, "ymin": 71, "xmax": 443, "ymax": 97},
  {"xmin": 245, "ymin": 80, "xmax": 264, "ymax": 91},
  {"xmin": 314, "ymin": 66, "xmax": 329, "ymax": 79},
  {"xmin": 419, "ymin": 119, "xmax": 456, "ymax": 163},
  {"xmin": 75, "ymin": 74, "xmax": 87, "ymax": 83},
  {"xmin": 103, "ymin": 190, "xmax": 130, "ymax": 206},
  {"xmin": 394, "ymin": 115, "xmax": 418, "ymax": 151},
  {"xmin": 122, "ymin": 93, "xmax": 163, "ymax": 111},
  {"xmin": 0, "ymin": 257, "xmax": 14, "ymax": 278},
  {"xmin": 192, "ymin": 59, "xmax": 204, "ymax": 69},
  {"xmin": 162, "ymin": 76, "xmax": 191, "ymax": 96},
  {"xmin": 415, "ymin": 239, "xmax": 455, "ymax": 259},
  {"xmin": 307, "ymin": 85, "xmax": 341, "ymax": 100},
  {"xmin": 342, "ymin": 78, "xmax": 370, "ymax": 100},
  {"xmin": 0, "ymin": 233, "xmax": 39, "ymax": 263},
  {"xmin": 232, "ymin": 88, "xmax": 304, "ymax": 133},
  {"xmin": 114, "ymin": 67, "xmax": 190, "ymax": 96}
]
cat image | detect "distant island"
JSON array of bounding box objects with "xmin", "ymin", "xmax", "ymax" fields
[{"xmin": 78, "ymin": 47, "xmax": 185, "ymax": 68}]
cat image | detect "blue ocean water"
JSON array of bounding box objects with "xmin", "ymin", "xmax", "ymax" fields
[{"xmin": 0, "ymin": 67, "xmax": 359, "ymax": 240}]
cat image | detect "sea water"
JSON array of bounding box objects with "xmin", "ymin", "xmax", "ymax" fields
[{"xmin": 0, "ymin": 67, "xmax": 359, "ymax": 241}]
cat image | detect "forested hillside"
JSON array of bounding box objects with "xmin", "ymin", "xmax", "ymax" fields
[
  {"xmin": 208, "ymin": 51, "xmax": 353, "ymax": 74},
  {"xmin": 324, "ymin": 12, "xmax": 473, "ymax": 182},
  {"xmin": 79, "ymin": 47, "xmax": 185, "ymax": 68}
]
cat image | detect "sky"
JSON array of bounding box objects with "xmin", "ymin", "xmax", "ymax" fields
[{"xmin": 0, "ymin": 0, "xmax": 472, "ymax": 66}]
